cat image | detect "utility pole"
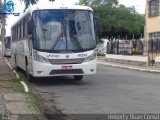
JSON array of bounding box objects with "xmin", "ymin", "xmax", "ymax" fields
[{"xmin": 0, "ymin": 0, "xmax": 6, "ymax": 59}]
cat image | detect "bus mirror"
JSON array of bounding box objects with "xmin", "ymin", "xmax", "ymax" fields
[{"xmin": 94, "ymin": 17, "xmax": 102, "ymax": 43}]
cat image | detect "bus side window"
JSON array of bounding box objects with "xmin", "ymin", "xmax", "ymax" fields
[
  {"xmin": 23, "ymin": 18, "xmax": 25, "ymax": 39},
  {"xmin": 27, "ymin": 14, "xmax": 32, "ymax": 34}
]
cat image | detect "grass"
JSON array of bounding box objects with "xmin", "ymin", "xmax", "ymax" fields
[
  {"xmin": 13, "ymin": 75, "xmax": 45, "ymax": 119},
  {"xmin": 25, "ymin": 92, "xmax": 45, "ymax": 120},
  {"xmin": 25, "ymin": 92, "xmax": 44, "ymax": 113},
  {"xmin": 12, "ymin": 76, "xmax": 25, "ymax": 93}
]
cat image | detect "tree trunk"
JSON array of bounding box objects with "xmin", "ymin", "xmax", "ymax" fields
[{"xmin": 1, "ymin": 0, "xmax": 6, "ymax": 59}]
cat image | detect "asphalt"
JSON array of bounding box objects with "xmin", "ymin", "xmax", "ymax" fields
[
  {"xmin": 4, "ymin": 55, "xmax": 160, "ymax": 120},
  {"xmin": 27, "ymin": 60, "xmax": 160, "ymax": 118}
]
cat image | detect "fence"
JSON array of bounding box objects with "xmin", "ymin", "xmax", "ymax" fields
[
  {"xmin": 108, "ymin": 39, "xmax": 148, "ymax": 56},
  {"xmin": 106, "ymin": 39, "xmax": 160, "ymax": 66},
  {"xmin": 148, "ymin": 38, "xmax": 160, "ymax": 66},
  {"xmin": 97, "ymin": 38, "xmax": 160, "ymax": 66}
]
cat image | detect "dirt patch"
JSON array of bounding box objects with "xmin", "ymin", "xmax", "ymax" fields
[
  {"xmin": 30, "ymin": 90, "xmax": 66, "ymax": 120},
  {"xmin": 0, "ymin": 71, "xmax": 24, "ymax": 94},
  {"xmin": 0, "ymin": 73, "xmax": 15, "ymax": 93},
  {"xmin": 17, "ymin": 70, "xmax": 65, "ymax": 120}
]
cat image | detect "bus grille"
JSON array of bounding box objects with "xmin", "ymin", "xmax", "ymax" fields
[
  {"xmin": 48, "ymin": 58, "xmax": 85, "ymax": 64},
  {"xmin": 50, "ymin": 69, "xmax": 84, "ymax": 75}
]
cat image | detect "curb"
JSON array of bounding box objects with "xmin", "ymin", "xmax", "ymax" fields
[
  {"xmin": 97, "ymin": 62, "xmax": 160, "ymax": 73},
  {"xmin": 3, "ymin": 58, "xmax": 29, "ymax": 93}
]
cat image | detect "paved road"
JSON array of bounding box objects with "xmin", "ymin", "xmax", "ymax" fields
[{"xmin": 27, "ymin": 64, "xmax": 160, "ymax": 115}]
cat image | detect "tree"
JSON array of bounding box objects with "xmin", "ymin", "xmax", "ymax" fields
[
  {"xmin": 21, "ymin": 0, "xmax": 55, "ymax": 10},
  {"xmin": 78, "ymin": 0, "xmax": 144, "ymax": 40},
  {"xmin": 79, "ymin": 0, "xmax": 91, "ymax": 6},
  {"xmin": 0, "ymin": 0, "xmax": 6, "ymax": 41},
  {"xmin": 79, "ymin": 0, "xmax": 118, "ymax": 6},
  {"xmin": 0, "ymin": 0, "xmax": 6, "ymax": 59}
]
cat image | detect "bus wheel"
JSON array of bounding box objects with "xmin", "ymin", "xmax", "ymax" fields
[
  {"xmin": 14, "ymin": 55, "xmax": 19, "ymax": 71},
  {"xmin": 15, "ymin": 63, "xmax": 20, "ymax": 71},
  {"xmin": 74, "ymin": 75, "xmax": 83, "ymax": 81},
  {"xmin": 26, "ymin": 65, "xmax": 34, "ymax": 82}
]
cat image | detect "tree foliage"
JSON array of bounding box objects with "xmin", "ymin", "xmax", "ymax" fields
[
  {"xmin": 79, "ymin": 0, "xmax": 144, "ymax": 40},
  {"xmin": 21, "ymin": 0, "xmax": 55, "ymax": 10}
]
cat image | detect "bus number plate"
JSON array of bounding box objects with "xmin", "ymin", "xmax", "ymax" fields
[{"xmin": 62, "ymin": 66, "xmax": 72, "ymax": 70}]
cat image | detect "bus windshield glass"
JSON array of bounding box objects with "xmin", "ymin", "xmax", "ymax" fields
[{"xmin": 32, "ymin": 9, "xmax": 96, "ymax": 52}]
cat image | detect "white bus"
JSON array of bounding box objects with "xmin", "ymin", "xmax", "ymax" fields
[
  {"xmin": 4, "ymin": 36, "xmax": 11, "ymax": 58},
  {"xmin": 11, "ymin": 4, "xmax": 98, "ymax": 81}
]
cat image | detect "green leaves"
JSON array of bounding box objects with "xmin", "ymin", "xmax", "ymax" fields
[
  {"xmin": 21, "ymin": 0, "xmax": 55, "ymax": 10},
  {"xmin": 79, "ymin": 0, "xmax": 144, "ymax": 39}
]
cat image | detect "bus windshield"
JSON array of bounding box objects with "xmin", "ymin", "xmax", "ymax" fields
[{"xmin": 32, "ymin": 9, "xmax": 96, "ymax": 53}]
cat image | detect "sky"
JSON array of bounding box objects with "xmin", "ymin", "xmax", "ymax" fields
[
  {"xmin": 5, "ymin": 0, "xmax": 146, "ymax": 36},
  {"xmin": 119, "ymin": 0, "xmax": 146, "ymax": 14}
]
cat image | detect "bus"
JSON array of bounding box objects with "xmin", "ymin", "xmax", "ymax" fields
[
  {"xmin": 4, "ymin": 36, "xmax": 11, "ymax": 58},
  {"xmin": 11, "ymin": 4, "xmax": 98, "ymax": 81}
]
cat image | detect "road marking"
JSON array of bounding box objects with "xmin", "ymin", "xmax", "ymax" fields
[
  {"xmin": 4, "ymin": 59, "xmax": 14, "ymax": 70},
  {"xmin": 4, "ymin": 58, "xmax": 29, "ymax": 93},
  {"xmin": 20, "ymin": 81, "xmax": 29, "ymax": 93},
  {"xmin": 97, "ymin": 62, "xmax": 160, "ymax": 73},
  {"xmin": 150, "ymin": 70, "xmax": 160, "ymax": 73}
]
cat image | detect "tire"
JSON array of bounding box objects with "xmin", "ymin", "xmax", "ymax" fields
[
  {"xmin": 14, "ymin": 55, "xmax": 20, "ymax": 71},
  {"xmin": 26, "ymin": 64, "xmax": 35, "ymax": 82},
  {"xmin": 74, "ymin": 75, "xmax": 83, "ymax": 81}
]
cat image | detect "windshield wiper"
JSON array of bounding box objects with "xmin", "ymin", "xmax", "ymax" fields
[
  {"xmin": 51, "ymin": 17, "xmax": 66, "ymax": 51},
  {"xmin": 72, "ymin": 35, "xmax": 83, "ymax": 52},
  {"xmin": 41, "ymin": 25, "xmax": 48, "ymax": 48},
  {"xmin": 69, "ymin": 21, "xmax": 83, "ymax": 52},
  {"xmin": 50, "ymin": 17, "xmax": 84, "ymax": 52}
]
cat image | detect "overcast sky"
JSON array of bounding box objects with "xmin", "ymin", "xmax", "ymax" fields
[
  {"xmin": 119, "ymin": 0, "xmax": 146, "ymax": 14},
  {"xmin": 5, "ymin": 0, "xmax": 146, "ymax": 36}
]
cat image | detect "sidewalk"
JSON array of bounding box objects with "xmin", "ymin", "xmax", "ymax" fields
[
  {"xmin": 0, "ymin": 58, "xmax": 14, "ymax": 115},
  {"xmin": 97, "ymin": 56, "xmax": 160, "ymax": 73},
  {"xmin": 0, "ymin": 57, "xmax": 43, "ymax": 120}
]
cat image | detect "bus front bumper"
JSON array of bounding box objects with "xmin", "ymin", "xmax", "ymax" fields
[{"xmin": 32, "ymin": 60, "xmax": 97, "ymax": 77}]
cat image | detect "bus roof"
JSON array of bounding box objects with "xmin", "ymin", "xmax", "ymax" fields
[
  {"xmin": 30, "ymin": 4, "xmax": 93, "ymax": 11},
  {"xmin": 11, "ymin": 4, "xmax": 93, "ymax": 28}
]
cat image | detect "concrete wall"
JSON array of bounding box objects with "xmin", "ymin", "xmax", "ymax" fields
[
  {"xmin": 146, "ymin": 0, "xmax": 160, "ymax": 33},
  {"xmin": 106, "ymin": 54, "xmax": 148, "ymax": 66},
  {"xmin": 145, "ymin": 0, "xmax": 160, "ymax": 62}
]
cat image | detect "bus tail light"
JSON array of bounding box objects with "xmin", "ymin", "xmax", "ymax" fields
[{"xmin": 33, "ymin": 51, "xmax": 49, "ymax": 63}]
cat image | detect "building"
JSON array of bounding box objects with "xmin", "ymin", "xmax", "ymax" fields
[{"xmin": 145, "ymin": 0, "xmax": 160, "ymax": 65}]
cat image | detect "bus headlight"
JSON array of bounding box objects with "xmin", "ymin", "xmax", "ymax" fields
[
  {"xmin": 84, "ymin": 52, "xmax": 97, "ymax": 62},
  {"xmin": 33, "ymin": 51, "xmax": 49, "ymax": 63}
]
